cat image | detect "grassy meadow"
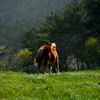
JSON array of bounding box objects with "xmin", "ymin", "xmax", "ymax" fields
[{"xmin": 0, "ymin": 70, "xmax": 100, "ymax": 100}]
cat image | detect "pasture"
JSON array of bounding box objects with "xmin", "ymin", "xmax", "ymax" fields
[{"xmin": 0, "ymin": 70, "xmax": 100, "ymax": 100}]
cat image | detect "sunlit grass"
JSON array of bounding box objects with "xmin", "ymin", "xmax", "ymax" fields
[{"xmin": 0, "ymin": 70, "xmax": 100, "ymax": 100}]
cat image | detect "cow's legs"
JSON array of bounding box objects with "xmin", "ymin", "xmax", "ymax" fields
[
  {"xmin": 37, "ymin": 61, "xmax": 41, "ymax": 74},
  {"xmin": 43, "ymin": 61, "xmax": 47, "ymax": 74},
  {"xmin": 55, "ymin": 59, "xmax": 59, "ymax": 74},
  {"xmin": 49, "ymin": 64, "xmax": 52, "ymax": 75}
]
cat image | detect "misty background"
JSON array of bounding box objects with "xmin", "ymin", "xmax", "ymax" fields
[{"xmin": 0, "ymin": 0, "xmax": 73, "ymax": 50}]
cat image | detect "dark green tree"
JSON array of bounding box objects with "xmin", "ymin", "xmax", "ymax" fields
[
  {"xmin": 0, "ymin": 42, "xmax": 12, "ymax": 60},
  {"xmin": 39, "ymin": 0, "xmax": 87, "ymax": 71},
  {"xmin": 80, "ymin": 37, "xmax": 100, "ymax": 68},
  {"xmin": 83, "ymin": 0, "xmax": 100, "ymax": 38},
  {"xmin": 20, "ymin": 26, "xmax": 48, "ymax": 63}
]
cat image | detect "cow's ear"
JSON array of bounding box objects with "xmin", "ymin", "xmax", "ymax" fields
[
  {"xmin": 55, "ymin": 42, "xmax": 57, "ymax": 45},
  {"xmin": 48, "ymin": 42, "xmax": 51, "ymax": 45}
]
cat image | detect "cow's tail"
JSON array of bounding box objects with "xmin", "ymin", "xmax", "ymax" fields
[{"xmin": 34, "ymin": 49, "xmax": 43, "ymax": 65}]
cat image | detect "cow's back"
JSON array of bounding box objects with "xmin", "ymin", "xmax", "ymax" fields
[{"xmin": 39, "ymin": 45, "xmax": 58, "ymax": 64}]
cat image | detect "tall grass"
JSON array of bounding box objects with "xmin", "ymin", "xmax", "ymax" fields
[{"xmin": 0, "ymin": 70, "xmax": 100, "ymax": 100}]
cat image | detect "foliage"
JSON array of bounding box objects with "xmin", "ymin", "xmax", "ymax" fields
[
  {"xmin": 7, "ymin": 66, "xmax": 20, "ymax": 72},
  {"xmin": 18, "ymin": 49, "xmax": 32, "ymax": 66},
  {"xmin": 38, "ymin": 0, "xmax": 89, "ymax": 70},
  {"xmin": 21, "ymin": 26, "xmax": 49, "ymax": 58},
  {"xmin": 0, "ymin": 42, "xmax": 12, "ymax": 55},
  {"xmin": 0, "ymin": 60, "xmax": 9, "ymax": 71},
  {"xmin": 11, "ymin": 53, "xmax": 20, "ymax": 66},
  {"xmin": 0, "ymin": 70, "xmax": 100, "ymax": 100},
  {"xmin": 81, "ymin": 37, "xmax": 100, "ymax": 67},
  {"xmin": 11, "ymin": 49, "xmax": 32, "ymax": 66},
  {"xmin": 83, "ymin": 0, "xmax": 100, "ymax": 37},
  {"xmin": 0, "ymin": 42, "xmax": 13, "ymax": 69},
  {"xmin": 10, "ymin": 49, "xmax": 33, "ymax": 73},
  {"xmin": 21, "ymin": 27, "xmax": 39, "ymax": 49},
  {"xmin": 20, "ymin": 0, "xmax": 100, "ymax": 70},
  {"xmin": 0, "ymin": 20, "xmax": 39, "ymax": 49}
]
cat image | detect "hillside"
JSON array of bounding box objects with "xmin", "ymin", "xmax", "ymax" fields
[
  {"xmin": 0, "ymin": 71, "xmax": 100, "ymax": 100},
  {"xmin": 0, "ymin": 0, "xmax": 72, "ymax": 25},
  {"xmin": 0, "ymin": 0, "xmax": 73, "ymax": 49}
]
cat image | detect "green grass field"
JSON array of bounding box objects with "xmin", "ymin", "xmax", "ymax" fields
[{"xmin": 0, "ymin": 70, "xmax": 100, "ymax": 100}]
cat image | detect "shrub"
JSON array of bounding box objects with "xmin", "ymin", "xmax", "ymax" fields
[
  {"xmin": 10, "ymin": 49, "xmax": 33, "ymax": 73},
  {"xmin": 7, "ymin": 66, "xmax": 20, "ymax": 72},
  {"xmin": 18, "ymin": 49, "xmax": 32, "ymax": 66}
]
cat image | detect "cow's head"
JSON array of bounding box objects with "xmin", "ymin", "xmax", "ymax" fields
[{"xmin": 48, "ymin": 42, "xmax": 57, "ymax": 50}]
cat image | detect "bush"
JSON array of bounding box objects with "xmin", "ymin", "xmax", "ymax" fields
[
  {"xmin": 10, "ymin": 49, "xmax": 33, "ymax": 73},
  {"xmin": 18, "ymin": 49, "xmax": 32, "ymax": 66},
  {"xmin": 7, "ymin": 66, "xmax": 20, "ymax": 72}
]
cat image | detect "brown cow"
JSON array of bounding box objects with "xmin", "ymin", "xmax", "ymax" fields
[{"xmin": 34, "ymin": 42, "xmax": 59, "ymax": 74}]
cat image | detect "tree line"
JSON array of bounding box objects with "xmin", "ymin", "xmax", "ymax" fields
[
  {"xmin": 0, "ymin": 0, "xmax": 100, "ymax": 73},
  {"xmin": 21, "ymin": 0, "xmax": 100, "ymax": 71}
]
